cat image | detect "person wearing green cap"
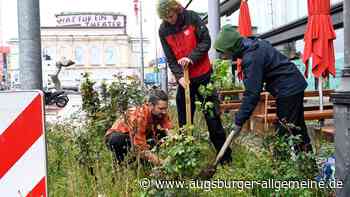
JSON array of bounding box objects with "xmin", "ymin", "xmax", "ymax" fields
[
  {"xmin": 214, "ymin": 25, "xmax": 312, "ymax": 153},
  {"xmin": 157, "ymin": 0, "xmax": 232, "ymax": 164}
]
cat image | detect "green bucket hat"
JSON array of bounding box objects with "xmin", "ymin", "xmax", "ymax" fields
[
  {"xmin": 157, "ymin": 0, "xmax": 180, "ymax": 19},
  {"xmin": 214, "ymin": 25, "xmax": 243, "ymax": 55}
]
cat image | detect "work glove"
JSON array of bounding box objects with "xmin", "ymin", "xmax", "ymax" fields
[{"xmin": 228, "ymin": 122, "xmax": 242, "ymax": 138}]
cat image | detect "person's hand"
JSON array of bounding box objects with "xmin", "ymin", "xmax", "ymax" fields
[
  {"xmin": 166, "ymin": 129, "xmax": 175, "ymax": 138},
  {"xmin": 158, "ymin": 158, "xmax": 165, "ymax": 166},
  {"xmin": 177, "ymin": 57, "xmax": 193, "ymax": 67},
  {"xmin": 144, "ymin": 151, "xmax": 163, "ymax": 166},
  {"xmin": 158, "ymin": 131, "xmax": 174, "ymax": 145},
  {"xmin": 178, "ymin": 77, "xmax": 186, "ymax": 88},
  {"xmin": 159, "ymin": 138, "xmax": 166, "ymax": 145},
  {"xmin": 233, "ymin": 124, "xmax": 242, "ymax": 138}
]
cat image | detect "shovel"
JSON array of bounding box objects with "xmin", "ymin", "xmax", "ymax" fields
[{"xmin": 199, "ymin": 127, "xmax": 241, "ymax": 179}]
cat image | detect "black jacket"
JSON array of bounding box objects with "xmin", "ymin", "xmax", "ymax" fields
[{"xmin": 235, "ymin": 37, "xmax": 307, "ymax": 126}]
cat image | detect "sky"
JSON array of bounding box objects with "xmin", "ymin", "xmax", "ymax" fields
[
  {"xmin": 0, "ymin": 0, "xmax": 208, "ymax": 59},
  {"xmin": 1, "ymin": 0, "xmax": 344, "ymax": 60},
  {"xmin": 0, "ymin": 0, "xmax": 207, "ymax": 41},
  {"xmin": 1, "ymin": 0, "xmax": 343, "ymax": 43},
  {"xmin": 1, "ymin": 0, "xmax": 149, "ymax": 40}
]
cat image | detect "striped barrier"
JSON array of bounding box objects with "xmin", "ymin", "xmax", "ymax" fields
[{"xmin": 0, "ymin": 91, "xmax": 47, "ymax": 196}]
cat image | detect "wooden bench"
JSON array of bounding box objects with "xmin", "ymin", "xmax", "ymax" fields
[
  {"xmin": 218, "ymin": 89, "xmax": 335, "ymax": 136},
  {"xmin": 220, "ymin": 102, "xmax": 242, "ymax": 111},
  {"xmin": 320, "ymin": 126, "xmax": 335, "ymax": 142},
  {"xmin": 253, "ymin": 109, "xmax": 334, "ymax": 123},
  {"xmin": 251, "ymin": 90, "xmax": 335, "ymax": 133},
  {"xmin": 218, "ymin": 90, "xmax": 244, "ymax": 112}
]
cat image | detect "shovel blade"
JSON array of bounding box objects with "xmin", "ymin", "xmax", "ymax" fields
[{"xmin": 198, "ymin": 164, "xmax": 217, "ymax": 179}]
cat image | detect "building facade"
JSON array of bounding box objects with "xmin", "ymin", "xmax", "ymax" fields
[
  {"xmin": 7, "ymin": 12, "xmax": 150, "ymax": 90},
  {"xmin": 41, "ymin": 12, "xmax": 150, "ymax": 89},
  {"xmin": 0, "ymin": 0, "xmax": 11, "ymax": 89},
  {"xmin": 222, "ymin": 0, "xmax": 344, "ymax": 90}
]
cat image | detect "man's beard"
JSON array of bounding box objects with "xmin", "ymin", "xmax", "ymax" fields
[{"xmin": 152, "ymin": 113, "xmax": 164, "ymax": 121}]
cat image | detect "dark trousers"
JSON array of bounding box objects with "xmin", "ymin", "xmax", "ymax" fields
[
  {"xmin": 176, "ymin": 73, "xmax": 232, "ymax": 163},
  {"xmin": 276, "ymin": 92, "xmax": 312, "ymax": 152},
  {"xmin": 105, "ymin": 131, "xmax": 167, "ymax": 163},
  {"xmin": 106, "ymin": 132, "xmax": 132, "ymax": 163}
]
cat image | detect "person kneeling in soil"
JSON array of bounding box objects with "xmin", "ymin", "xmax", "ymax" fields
[
  {"xmin": 105, "ymin": 89, "xmax": 173, "ymax": 166},
  {"xmin": 214, "ymin": 25, "xmax": 313, "ymax": 153}
]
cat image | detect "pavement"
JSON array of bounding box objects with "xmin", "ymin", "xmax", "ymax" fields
[{"xmin": 45, "ymin": 93, "xmax": 83, "ymax": 123}]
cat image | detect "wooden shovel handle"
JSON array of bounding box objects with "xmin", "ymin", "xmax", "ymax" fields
[
  {"xmin": 184, "ymin": 65, "xmax": 192, "ymax": 129},
  {"xmin": 213, "ymin": 128, "xmax": 240, "ymax": 166}
]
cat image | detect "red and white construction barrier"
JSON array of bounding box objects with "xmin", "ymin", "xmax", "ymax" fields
[{"xmin": 0, "ymin": 91, "xmax": 47, "ymax": 196}]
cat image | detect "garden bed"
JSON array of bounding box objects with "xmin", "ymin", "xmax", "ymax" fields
[{"xmin": 46, "ymin": 66, "xmax": 336, "ymax": 196}]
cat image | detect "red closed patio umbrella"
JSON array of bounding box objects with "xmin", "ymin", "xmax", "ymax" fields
[
  {"xmin": 237, "ymin": 0, "xmax": 252, "ymax": 80},
  {"xmin": 238, "ymin": 0, "xmax": 252, "ymax": 36},
  {"xmin": 0, "ymin": 46, "xmax": 10, "ymax": 54},
  {"xmin": 303, "ymin": 0, "xmax": 336, "ymax": 111},
  {"xmin": 303, "ymin": 0, "xmax": 336, "ymax": 78}
]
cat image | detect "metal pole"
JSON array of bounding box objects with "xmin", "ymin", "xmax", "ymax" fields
[
  {"xmin": 207, "ymin": 0, "xmax": 220, "ymax": 60},
  {"xmin": 332, "ymin": 1, "xmax": 350, "ymax": 196},
  {"xmin": 0, "ymin": 0, "xmax": 3, "ymax": 45},
  {"xmin": 165, "ymin": 62, "xmax": 168, "ymax": 93},
  {"xmin": 318, "ymin": 77, "xmax": 325, "ymax": 128},
  {"xmin": 155, "ymin": 35, "xmax": 158, "ymax": 87},
  {"xmin": 17, "ymin": 0, "xmax": 43, "ymax": 90},
  {"xmin": 0, "ymin": 0, "xmax": 4, "ymax": 87},
  {"xmin": 319, "ymin": 77, "xmax": 324, "ymax": 111},
  {"xmin": 139, "ymin": 0, "xmax": 145, "ymax": 88},
  {"xmin": 160, "ymin": 54, "xmax": 168, "ymax": 93},
  {"xmin": 3, "ymin": 54, "xmax": 8, "ymax": 89}
]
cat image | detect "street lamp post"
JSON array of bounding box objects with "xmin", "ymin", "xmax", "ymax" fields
[
  {"xmin": 139, "ymin": 0, "xmax": 145, "ymax": 88},
  {"xmin": 17, "ymin": 0, "xmax": 43, "ymax": 90},
  {"xmin": 332, "ymin": 1, "xmax": 350, "ymax": 196},
  {"xmin": 208, "ymin": 0, "xmax": 220, "ymax": 60}
]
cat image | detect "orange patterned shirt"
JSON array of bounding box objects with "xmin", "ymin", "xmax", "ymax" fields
[{"xmin": 105, "ymin": 103, "xmax": 172, "ymax": 151}]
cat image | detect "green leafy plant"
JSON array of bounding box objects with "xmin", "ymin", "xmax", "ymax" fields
[
  {"xmin": 196, "ymin": 84, "xmax": 215, "ymax": 117},
  {"xmin": 71, "ymin": 73, "xmax": 147, "ymax": 186},
  {"xmin": 158, "ymin": 126, "xmax": 208, "ymax": 179},
  {"xmin": 80, "ymin": 73, "xmax": 100, "ymax": 117},
  {"xmin": 100, "ymin": 79, "xmax": 109, "ymax": 106},
  {"xmin": 108, "ymin": 74, "xmax": 145, "ymax": 114},
  {"xmin": 47, "ymin": 70, "xmax": 335, "ymax": 196},
  {"xmin": 211, "ymin": 59, "xmax": 243, "ymax": 91},
  {"xmin": 196, "ymin": 59, "xmax": 244, "ymax": 117},
  {"xmin": 263, "ymin": 132, "xmax": 318, "ymax": 179}
]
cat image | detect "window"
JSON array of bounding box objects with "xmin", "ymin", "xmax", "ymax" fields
[
  {"xmin": 105, "ymin": 47, "xmax": 117, "ymax": 65},
  {"xmin": 132, "ymin": 41, "xmax": 149, "ymax": 53},
  {"xmin": 43, "ymin": 47, "xmax": 56, "ymax": 61},
  {"xmin": 91, "ymin": 46, "xmax": 101, "ymax": 65},
  {"xmin": 59, "ymin": 46, "xmax": 70, "ymax": 60},
  {"xmin": 75, "ymin": 47, "xmax": 84, "ymax": 65}
]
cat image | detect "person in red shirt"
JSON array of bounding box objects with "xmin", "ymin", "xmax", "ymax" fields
[
  {"xmin": 157, "ymin": 0, "xmax": 232, "ymax": 164},
  {"xmin": 105, "ymin": 89, "xmax": 172, "ymax": 166}
]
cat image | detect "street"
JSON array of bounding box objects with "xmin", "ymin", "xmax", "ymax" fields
[{"xmin": 45, "ymin": 93, "xmax": 83, "ymax": 123}]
